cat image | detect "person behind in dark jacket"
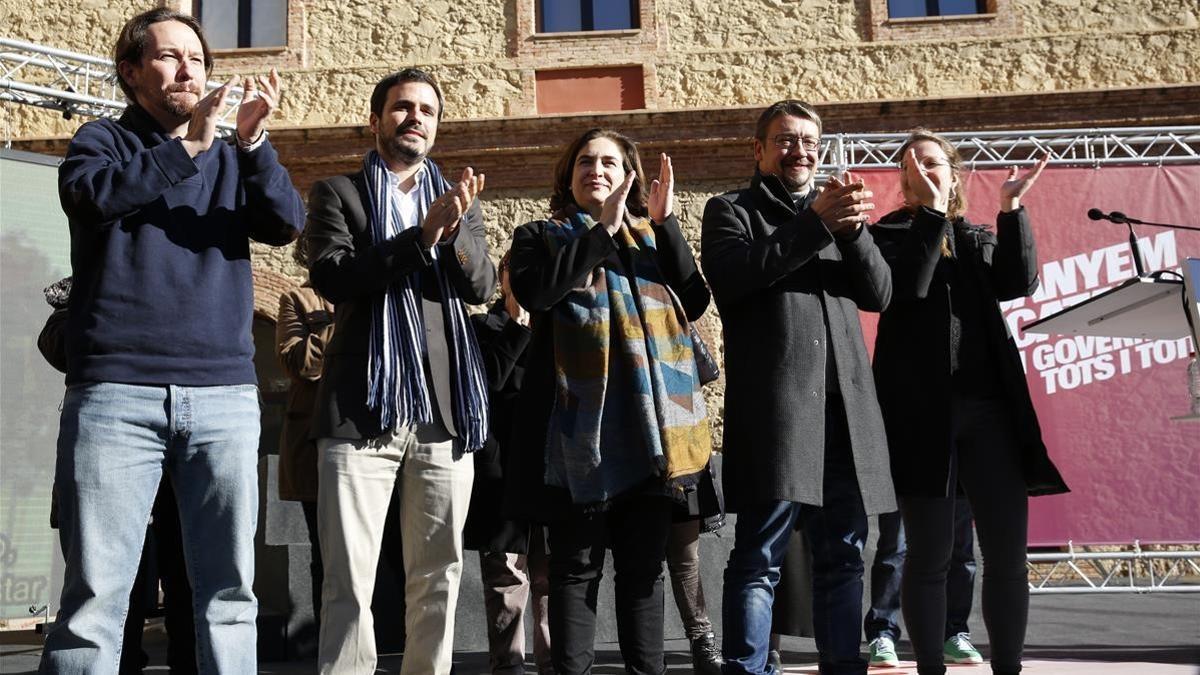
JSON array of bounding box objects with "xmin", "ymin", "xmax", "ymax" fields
[
  {"xmin": 305, "ymin": 68, "xmax": 495, "ymax": 675},
  {"xmin": 864, "ymin": 499, "xmax": 979, "ymax": 668},
  {"xmin": 463, "ymin": 250, "xmax": 552, "ymax": 675},
  {"xmin": 700, "ymin": 100, "xmax": 894, "ymax": 675},
  {"xmin": 276, "ymin": 236, "xmax": 337, "ymax": 629},
  {"xmin": 505, "ymin": 129, "xmax": 713, "ymax": 675},
  {"xmin": 41, "ymin": 8, "xmax": 304, "ymax": 672},
  {"xmin": 869, "ymin": 129, "xmax": 1068, "ymax": 675}
]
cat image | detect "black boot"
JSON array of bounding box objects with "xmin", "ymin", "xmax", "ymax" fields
[{"xmin": 690, "ymin": 632, "xmax": 723, "ymax": 675}]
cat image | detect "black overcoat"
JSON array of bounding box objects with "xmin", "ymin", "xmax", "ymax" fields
[
  {"xmin": 502, "ymin": 214, "xmax": 711, "ymax": 522},
  {"xmin": 700, "ymin": 172, "xmax": 896, "ymax": 515},
  {"xmin": 870, "ymin": 206, "xmax": 1069, "ymax": 498}
]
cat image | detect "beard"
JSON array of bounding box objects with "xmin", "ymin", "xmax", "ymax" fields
[
  {"xmin": 382, "ymin": 124, "xmax": 431, "ymax": 166},
  {"xmin": 161, "ymin": 86, "xmax": 200, "ymax": 119}
]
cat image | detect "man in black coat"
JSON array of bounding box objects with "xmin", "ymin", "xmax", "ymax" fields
[
  {"xmin": 700, "ymin": 100, "xmax": 895, "ymax": 675},
  {"xmin": 305, "ymin": 68, "xmax": 496, "ymax": 675}
]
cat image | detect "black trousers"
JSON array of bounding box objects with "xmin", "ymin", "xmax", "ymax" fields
[
  {"xmin": 120, "ymin": 478, "xmax": 196, "ymax": 674},
  {"xmin": 546, "ymin": 493, "xmax": 673, "ymax": 675},
  {"xmin": 899, "ymin": 397, "xmax": 1029, "ymax": 675}
]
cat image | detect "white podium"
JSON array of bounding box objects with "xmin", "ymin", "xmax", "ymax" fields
[
  {"xmin": 1024, "ymin": 258, "xmax": 1200, "ymax": 422},
  {"xmin": 1023, "ymin": 276, "xmax": 1188, "ymax": 340}
]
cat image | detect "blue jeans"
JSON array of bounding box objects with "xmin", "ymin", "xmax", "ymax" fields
[
  {"xmin": 41, "ymin": 383, "xmax": 261, "ymax": 675},
  {"xmin": 864, "ymin": 499, "xmax": 975, "ymax": 642},
  {"xmin": 722, "ymin": 427, "xmax": 869, "ymax": 675}
]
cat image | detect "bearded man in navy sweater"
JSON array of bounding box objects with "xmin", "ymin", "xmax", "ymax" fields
[{"xmin": 40, "ymin": 8, "xmax": 304, "ymax": 673}]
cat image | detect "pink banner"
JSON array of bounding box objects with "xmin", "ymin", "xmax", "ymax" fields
[{"xmin": 854, "ymin": 165, "xmax": 1200, "ymax": 545}]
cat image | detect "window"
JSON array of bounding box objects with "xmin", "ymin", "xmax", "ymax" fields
[
  {"xmin": 868, "ymin": 0, "xmax": 1015, "ymax": 41},
  {"xmin": 888, "ymin": 0, "xmax": 986, "ymax": 17},
  {"xmin": 196, "ymin": 0, "xmax": 287, "ymax": 50},
  {"xmin": 538, "ymin": 0, "xmax": 639, "ymax": 33}
]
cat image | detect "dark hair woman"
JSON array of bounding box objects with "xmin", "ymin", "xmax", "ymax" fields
[
  {"xmin": 503, "ymin": 128, "xmax": 713, "ymax": 674},
  {"xmin": 870, "ymin": 129, "xmax": 1069, "ymax": 675}
]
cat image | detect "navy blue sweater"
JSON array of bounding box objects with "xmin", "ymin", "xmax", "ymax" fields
[{"xmin": 58, "ymin": 105, "xmax": 305, "ymax": 386}]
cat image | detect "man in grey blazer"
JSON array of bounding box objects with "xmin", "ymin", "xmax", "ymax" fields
[
  {"xmin": 305, "ymin": 68, "xmax": 496, "ymax": 675},
  {"xmin": 701, "ymin": 100, "xmax": 895, "ymax": 675}
]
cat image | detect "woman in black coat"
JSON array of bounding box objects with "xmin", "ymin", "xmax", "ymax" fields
[
  {"xmin": 870, "ymin": 129, "xmax": 1069, "ymax": 675},
  {"xmin": 504, "ymin": 128, "xmax": 712, "ymax": 675}
]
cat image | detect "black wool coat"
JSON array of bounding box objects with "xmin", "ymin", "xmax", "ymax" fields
[
  {"xmin": 502, "ymin": 214, "xmax": 711, "ymax": 522},
  {"xmin": 870, "ymin": 206, "xmax": 1069, "ymax": 498},
  {"xmin": 700, "ymin": 172, "xmax": 896, "ymax": 515}
]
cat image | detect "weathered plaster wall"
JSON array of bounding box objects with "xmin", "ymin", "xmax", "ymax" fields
[{"xmin": 4, "ymin": 0, "xmax": 1198, "ymax": 138}]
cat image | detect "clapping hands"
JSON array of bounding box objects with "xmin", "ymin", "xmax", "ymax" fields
[
  {"xmin": 811, "ymin": 172, "xmax": 875, "ymax": 238},
  {"xmin": 421, "ymin": 167, "xmax": 485, "ymax": 248}
]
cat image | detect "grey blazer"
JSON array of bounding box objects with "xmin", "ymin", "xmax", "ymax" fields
[
  {"xmin": 700, "ymin": 172, "xmax": 896, "ymax": 515},
  {"xmin": 306, "ymin": 167, "xmax": 496, "ymax": 441}
]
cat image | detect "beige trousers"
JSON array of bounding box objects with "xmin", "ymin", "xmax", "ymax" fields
[{"xmin": 316, "ymin": 424, "xmax": 474, "ymax": 675}]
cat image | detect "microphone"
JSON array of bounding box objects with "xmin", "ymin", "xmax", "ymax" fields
[
  {"xmin": 1087, "ymin": 208, "xmax": 1128, "ymax": 224},
  {"xmin": 1087, "ymin": 208, "xmax": 1146, "ymax": 276}
]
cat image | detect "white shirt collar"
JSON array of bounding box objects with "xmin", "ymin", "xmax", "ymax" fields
[{"xmin": 386, "ymin": 162, "xmax": 427, "ymax": 195}]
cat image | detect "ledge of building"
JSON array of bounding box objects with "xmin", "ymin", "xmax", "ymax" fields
[{"xmin": 12, "ymin": 85, "xmax": 1199, "ymax": 192}]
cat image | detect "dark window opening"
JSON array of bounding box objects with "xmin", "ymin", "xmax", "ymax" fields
[
  {"xmin": 538, "ymin": 0, "xmax": 639, "ymax": 33},
  {"xmin": 196, "ymin": 0, "xmax": 287, "ymax": 49},
  {"xmin": 887, "ymin": 0, "xmax": 987, "ymax": 18}
]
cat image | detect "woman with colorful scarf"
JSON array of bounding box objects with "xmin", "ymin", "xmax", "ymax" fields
[{"xmin": 504, "ymin": 128, "xmax": 712, "ymax": 674}]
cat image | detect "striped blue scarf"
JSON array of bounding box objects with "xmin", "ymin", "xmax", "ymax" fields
[{"xmin": 362, "ymin": 150, "xmax": 489, "ymax": 451}]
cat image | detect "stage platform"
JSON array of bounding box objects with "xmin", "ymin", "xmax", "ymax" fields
[{"xmin": 3, "ymin": 593, "xmax": 1196, "ymax": 673}]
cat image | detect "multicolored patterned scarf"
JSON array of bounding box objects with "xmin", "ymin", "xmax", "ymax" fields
[
  {"xmin": 542, "ymin": 206, "xmax": 711, "ymax": 504},
  {"xmin": 362, "ymin": 151, "xmax": 489, "ymax": 450}
]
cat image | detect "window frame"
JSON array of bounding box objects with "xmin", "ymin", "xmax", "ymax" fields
[
  {"xmin": 194, "ymin": 0, "xmax": 288, "ymax": 51},
  {"xmin": 166, "ymin": 0, "xmax": 304, "ymax": 67},
  {"xmin": 867, "ymin": 0, "xmax": 1019, "ymax": 41},
  {"xmin": 510, "ymin": 0, "xmax": 661, "ymax": 114},
  {"xmin": 535, "ymin": 0, "xmax": 640, "ymax": 34},
  {"xmin": 886, "ymin": 0, "xmax": 988, "ymax": 20}
]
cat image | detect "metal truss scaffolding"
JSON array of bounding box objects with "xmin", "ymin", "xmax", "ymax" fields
[
  {"xmin": 1, "ymin": 36, "xmax": 241, "ymax": 134},
  {"xmin": 1028, "ymin": 543, "xmax": 1200, "ymax": 594},
  {"xmin": 826, "ymin": 127, "xmax": 1200, "ymax": 171}
]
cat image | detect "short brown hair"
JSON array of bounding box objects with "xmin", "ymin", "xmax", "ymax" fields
[
  {"xmin": 113, "ymin": 8, "xmax": 213, "ymax": 102},
  {"xmin": 755, "ymin": 100, "xmax": 823, "ymax": 141},
  {"xmin": 549, "ymin": 128, "xmax": 648, "ymax": 218},
  {"xmin": 898, "ymin": 128, "xmax": 968, "ymax": 220},
  {"xmin": 370, "ymin": 68, "xmax": 445, "ymax": 120}
]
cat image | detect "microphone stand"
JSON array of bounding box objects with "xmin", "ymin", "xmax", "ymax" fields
[
  {"xmin": 1126, "ymin": 221, "xmax": 1147, "ymax": 278},
  {"xmin": 1107, "ymin": 214, "xmax": 1200, "ymax": 278}
]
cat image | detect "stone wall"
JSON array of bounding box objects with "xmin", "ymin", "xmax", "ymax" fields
[{"xmin": 3, "ymin": 0, "xmax": 1198, "ymax": 138}]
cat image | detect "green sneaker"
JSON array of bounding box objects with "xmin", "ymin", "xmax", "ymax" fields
[
  {"xmin": 943, "ymin": 632, "xmax": 984, "ymax": 664},
  {"xmin": 868, "ymin": 637, "xmax": 900, "ymax": 667}
]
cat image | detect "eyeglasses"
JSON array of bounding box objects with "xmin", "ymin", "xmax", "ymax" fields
[{"xmin": 772, "ymin": 134, "xmax": 821, "ymax": 152}]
